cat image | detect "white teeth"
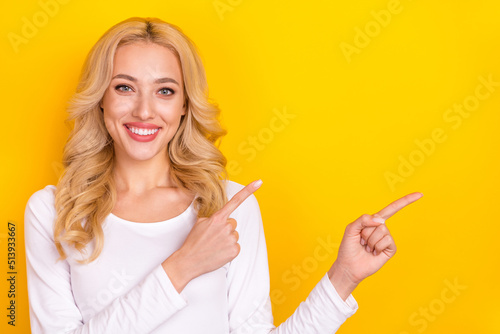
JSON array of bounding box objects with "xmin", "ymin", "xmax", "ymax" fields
[{"xmin": 127, "ymin": 126, "xmax": 159, "ymax": 136}]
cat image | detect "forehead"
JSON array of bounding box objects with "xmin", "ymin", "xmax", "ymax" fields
[{"xmin": 112, "ymin": 42, "xmax": 182, "ymax": 82}]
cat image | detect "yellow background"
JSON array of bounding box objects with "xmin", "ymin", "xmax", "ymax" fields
[{"xmin": 1, "ymin": 0, "xmax": 499, "ymax": 333}]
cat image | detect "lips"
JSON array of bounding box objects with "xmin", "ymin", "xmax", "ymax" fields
[{"xmin": 123, "ymin": 122, "xmax": 161, "ymax": 142}]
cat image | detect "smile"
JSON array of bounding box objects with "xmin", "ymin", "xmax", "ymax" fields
[
  {"xmin": 126, "ymin": 126, "xmax": 159, "ymax": 136},
  {"xmin": 123, "ymin": 124, "xmax": 161, "ymax": 142}
]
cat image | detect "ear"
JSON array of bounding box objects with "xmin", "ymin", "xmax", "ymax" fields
[{"xmin": 182, "ymin": 99, "xmax": 187, "ymax": 115}]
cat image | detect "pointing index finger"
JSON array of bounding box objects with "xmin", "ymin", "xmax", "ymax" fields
[
  {"xmin": 216, "ymin": 180, "xmax": 263, "ymax": 218},
  {"xmin": 375, "ymin": 192, "xmax": 423, "ymax": 220}
]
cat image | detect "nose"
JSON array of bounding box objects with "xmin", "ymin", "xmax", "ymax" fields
[{"xmin": 132, "ymin": 94, "xmax": 155, "ymax": 120}]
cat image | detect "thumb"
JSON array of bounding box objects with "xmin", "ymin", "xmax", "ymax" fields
[
  {"xmin": 348, "ymin": 214, "xmax": 384, "ymax": 236},
  {"xmin": 372, "ymin": 213, "xmax": 386, "ymax": 224}
]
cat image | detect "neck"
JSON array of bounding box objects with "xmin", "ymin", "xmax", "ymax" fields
[{"xmin": 112, "ymin": 150, "xmax": 175, "ymax": 195}]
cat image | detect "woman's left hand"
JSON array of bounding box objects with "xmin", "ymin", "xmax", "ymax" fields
[{"xmin": 328, "ymin": 192, "xmax": 423, "ymax": 300}]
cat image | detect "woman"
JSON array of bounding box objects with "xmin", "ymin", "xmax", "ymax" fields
[{"xmin": 24, "ymin": 17, "xmax": 422, "ymax": 333}]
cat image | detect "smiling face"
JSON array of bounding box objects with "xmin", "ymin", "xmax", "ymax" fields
[{"xmin": 100, "ymin": 41, "xmax": 186, "ymax": 163}]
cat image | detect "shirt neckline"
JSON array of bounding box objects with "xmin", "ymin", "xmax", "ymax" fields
[{"xmin": 108, "ymin": 196, "xmax": 197, "ymax": 225}]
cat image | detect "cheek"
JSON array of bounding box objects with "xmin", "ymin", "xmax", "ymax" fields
[
  {"xmin": 171, "ymin": 110, "xmax": 186, "ymax": 129},
  {"xmin": 102, "ymin": 88, "xmax": 134, "ymax": 113},
  {"xmin": 102, "ymin": 114, "xmax": 113, "ymax": 131},
  {"xmin": 102, "ymin": 103, "xmax": 130, "ymax": 135},
  {"xmin": 102, "ymin": 98, "xmax": 133, "ymax": 125},
  {"xmin": 161, "ymin": 101, "xmax": 186, "ymax": 123},
  {"xmin": 102, "ymin": 113, "xmax": 119, "ymax": 138}
]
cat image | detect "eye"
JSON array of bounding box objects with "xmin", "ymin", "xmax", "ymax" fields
[
  {"xmin": 159, "ymin": 88, "xmax": 174, "ymax": 96},
  {"xmin": 115, "ymin": 85, "xmax": 133, "ymax": 92}
]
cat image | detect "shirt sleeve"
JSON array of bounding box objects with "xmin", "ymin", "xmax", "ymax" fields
[
  {"xmin": 226, "ymin": 186, "xmax": 359, "ymax": 334},
  {"xmin": 24, "ymin": 186, "xmax": 188, "ymax": 334}
]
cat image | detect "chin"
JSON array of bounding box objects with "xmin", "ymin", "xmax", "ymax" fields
[
  {"xmin": 128, "ymin": 153, "xmax": 162, "ymax": 162},
  {"xmin": 128, "ymin": 148, "xmax": 168, "ymax": 162}
]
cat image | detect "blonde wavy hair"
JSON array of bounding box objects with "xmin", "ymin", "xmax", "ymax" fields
[{"xmin": 54, "ymin": 17, "xmax": 228, "ymax": 264}]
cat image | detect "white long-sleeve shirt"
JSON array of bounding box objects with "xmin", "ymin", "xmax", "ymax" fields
[{"xmin": 24, "ymin": 180, "xmax": 358, "ymax": 333}]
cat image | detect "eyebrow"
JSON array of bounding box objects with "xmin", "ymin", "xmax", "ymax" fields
[{"xmin": 112, "ymin": 74, "xmax": 180, "ymax": 86}]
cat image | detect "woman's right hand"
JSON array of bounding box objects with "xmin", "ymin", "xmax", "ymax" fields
[{"xmin": 162, "ymin": 180, "xmax": 263, "ymax": 293}]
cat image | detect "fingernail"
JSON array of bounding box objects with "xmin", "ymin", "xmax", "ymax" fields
[
  {"xmin": 365, "ymin": 245, "xmax": 371, "ymax": 253},
  {"xmin": 373, "ymin": 250, "xmax": 378, "ymax": 256},
  {"xmin": 253, "ymin": 179, "xmax": 263, "ymax": 189},
  {"xmin": 360, "ymin": 238, "xmax": 366, "ymax": 246},
  {"xmin": 373, "ymin": 217, "xmax": 385, "ymax": 224}
]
